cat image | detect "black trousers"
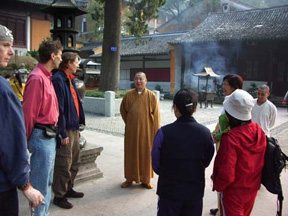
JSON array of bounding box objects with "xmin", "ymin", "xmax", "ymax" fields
[
  {"xmin": 0, "ymin": 187, "xmax": 18, "ymax": 216},
  {"xmin": 157, "ymin": 196, "xmax": 203, "ymax": 216}
]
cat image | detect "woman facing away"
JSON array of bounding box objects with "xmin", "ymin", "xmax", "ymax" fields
[
  {"xmin": 210, "ymin": 74, "xmax": 243, "ymax": 216},
  {"xmin": 212, "ymin": 89, "xmax": 266, "ymax": 216},
  {"xmin": 152, "ymin": 89, "xmax": 215, "ymax": 216},
  {"xmin": 10, "ymin": 73, "xmax": 25, "ymax": 102}
]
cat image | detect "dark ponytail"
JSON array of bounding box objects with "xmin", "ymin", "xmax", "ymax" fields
[
  {"xmin": 15, "ymin": 73, "xmax": 23, "ymax": 88},
  {"xmin": 173, "ymin": 89, "xmax": 198, "ymax": 117}
]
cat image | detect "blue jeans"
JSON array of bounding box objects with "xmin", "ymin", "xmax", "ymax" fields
[{"xmin": 28, "ymin": 128, "xmax": 56, "ymax": 216}]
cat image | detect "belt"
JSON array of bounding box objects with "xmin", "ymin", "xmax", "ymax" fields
[{"xmin": 34, "ymin": 123, "xmax": 58, "ymax": 132}]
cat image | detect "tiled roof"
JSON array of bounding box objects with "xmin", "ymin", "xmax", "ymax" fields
[
  {"xmin": 17, "ymin": 0, "xmax": 88, "ymax": 7},
  {"xmin": 90, "ymin": 32, "xmax": 186, "ymax": 57},
  {"xmin": 17, "ymin": 0, "xmax": 52, "ymax": 5},
  {"xmin": 172, "ymin": 6, "xmax": 288, "ymax": 44}
]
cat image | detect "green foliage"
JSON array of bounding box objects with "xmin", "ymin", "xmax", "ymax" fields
[
  {"xmin": 164, "ymin": 93, "xmax": 174, "ymax": 100},
  {"xmin": 247, "ymin": 82, "xmax": 258, "ymax": 98},
  {"xmin": 26, "ymin": 50, "xmax": 38, "ymax": 58},
  {"xmin": 87, "ymin": 0, "xmax": 105, "ymax": 41},
  {"xmin": 130, "ymin": 82, "xmax": 135, "ymax": 89},
  {"xmin": 85, "ymin": 89, "xmax": 127, "ymax": 98},
  {"xmin": 85, "ymin": 90, "xmax": 105, "ymax": 98},
  {"xmin": 155, "ymin": 84, "xmax": 164, "ymax": 93},
  {"xmin": 159, "ymin": 0, "xmax": 221, "ymax": 31},
  {"xmin": 212, "ymin": 79, "xmax": 223, "ymax": 99},
  {"xmin": 126, "ymin": 0, "xmax": 166, "ymax": 37},
  {"xmin": 88, "ymin": 0, "xmax": 166, "ymax": 39}
]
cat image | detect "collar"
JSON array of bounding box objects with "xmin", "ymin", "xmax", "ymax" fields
[
  {"xmin": 176, "ymin": 116, "xmax": 196, "ymax": 123},
  {"xmin": 59, "ymin": 69, "xmax": 75, "ymax": 81},
  {"xmin": 134, "ymin": 87, "xmax": 146, "ymax": 94},
  {"xmin": 38, "ymin": 64, "xmax": 52, "ymax": 78}
]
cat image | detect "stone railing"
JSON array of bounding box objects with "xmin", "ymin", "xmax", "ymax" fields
[{"xmin": 83, "ymin": 90, "xmax": 160, "ymax": 117}]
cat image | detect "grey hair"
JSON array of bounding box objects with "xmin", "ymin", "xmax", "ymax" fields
[{"xmin": 259, "ymin": 84, "xmax": 270, "ymax": 92}]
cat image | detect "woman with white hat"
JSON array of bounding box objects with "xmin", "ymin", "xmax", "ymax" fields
[{"xmin": 212, "ymin": 89, "xmax": 266, "ymax": 216}]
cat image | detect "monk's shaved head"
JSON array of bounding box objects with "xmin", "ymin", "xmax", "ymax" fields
[
  {"xmin": 134, "ymin": 71, "xmax": 147, "ymax": 91},
  {"xmin": 134, "ymin": 72, "xmax": 146, "ymax": 79}
]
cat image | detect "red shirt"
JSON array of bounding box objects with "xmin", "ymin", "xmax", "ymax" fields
[
  {"xmin": 68, "ymin": 74, "xmax": 79, "ymax": 118},
  {"xmin": 22, "ymin": 64, "xmax": 59, "ymax": 140}
]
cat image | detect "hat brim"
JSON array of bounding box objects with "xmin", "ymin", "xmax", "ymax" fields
[{"xmin": 223, "ymin": 100, "xmax": 252, "ymax": 121}]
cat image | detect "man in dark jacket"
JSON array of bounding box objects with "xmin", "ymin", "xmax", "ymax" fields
[
  {"xmin": 52, "ymin": 52, "xmax": 85, "ymax": 209},
  {"xmin": 0, "ymin": 24, "xmax": 44, "ymax": 215}
]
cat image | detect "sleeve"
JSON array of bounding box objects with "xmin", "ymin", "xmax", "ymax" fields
[
  {"xmin": 22, "ymin": 76, "xmax": 43, "ymax": 140},
  {"xmin": 284, "ymin": 91, "xmax": 288, "ymax": 101},
  {"xmin": 120, "ymin": 94, "xmax": 127, "ymax": 124},
  {"xmin": 52, "ymin": 77, "xmax": 67, "ymax": 139},
  {"xmin": 213, "ymin": 114, "xmax": 230, "ymax": 142},
  {"xmin": 269, "ymin": 105, "xmax": 277, "ymax": 129},
  {"xmin": 151, "ymin": 128, "xmax": 164, "ymax": 175},
  {"xmin": 152, "ymin": 93, "xmax": 161, "ymax": 134},
  {"xmin": 203, "ymin": 133, "xmax": 215, "ymax": 168},
  {"xmin": 212, "ymin": 133, "xmax": 237, "ymax": 192},
  {"xmin": 0, "ymin": 87, "xmax": 30, "ymax": 188}
]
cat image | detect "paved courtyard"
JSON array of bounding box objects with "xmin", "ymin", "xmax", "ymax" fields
[{"xmin": 18, "ymin": 100, "xmax": 288, "ymax": 215}]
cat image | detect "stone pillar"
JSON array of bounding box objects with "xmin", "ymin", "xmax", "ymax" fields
[
  {"xmin": 153, "ymin": 90, "xmax": 160, "ymax": 101},
  {"xmin": 75, "ymin": 144, "xmax": 103, "ymax": 185},
  {"xmin": 105, "ymin": 91, "xmax": 115, "ymax": 117}
]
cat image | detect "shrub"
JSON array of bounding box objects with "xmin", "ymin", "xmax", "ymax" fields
[
  {"xmin": 85, "ymin": 89, "xmax": 127, "ymax": 98},
  {"xmin": 247, "ymin": 83, "xmax": 258, "ymax": 98},
  {"xmin": 155, "ymin": 84, "xmax": 164, "ymax": 93},
  {"xmin": 130, "ymin": 82, "xmax": 135, "ymax": 89}
]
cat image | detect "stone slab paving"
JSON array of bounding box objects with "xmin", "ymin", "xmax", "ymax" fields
[
  {"xmin": 84, "ymin": 100, "xmax": 223, "ymax": 136},
  {"xmin": 18, "ymin": 100, "xmax": 288, "ymax": 216},
  {"xmin": 84, "ymin": 99, "xmax": 287, "ymax": 138}
]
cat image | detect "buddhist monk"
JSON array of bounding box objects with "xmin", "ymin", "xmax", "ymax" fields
[{"xmin": 120, "ymin": 72, "xmax": 160, "ymax": 189}]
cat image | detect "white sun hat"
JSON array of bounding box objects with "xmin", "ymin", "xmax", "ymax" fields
[{"xmin": 223, "ymin": 89, "xmax": 254, "ymax": 121}]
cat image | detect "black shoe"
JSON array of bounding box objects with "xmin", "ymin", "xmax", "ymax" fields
[
  {"xmin": 65, "ymin": 188, "xmax": 84, "ymax": 198},
  {"xmin": 210, "ymin": 208, "xmax": 218, "ymax": 215},
  {"xmin": 53, "ymin": 197, "xmax": 73, "ymax": 209}
]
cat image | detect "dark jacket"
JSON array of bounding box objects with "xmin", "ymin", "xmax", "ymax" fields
[
  {"xmin": 52, "ymin": 70, "xmax": 85, "ymax": 139},
  {"xmin": 157, "ymin": 116, "xmax": 214, "ymax": 201},
  {"xmin": 0, "ymin": 77, "xmax": 30, "ymax": 192}
]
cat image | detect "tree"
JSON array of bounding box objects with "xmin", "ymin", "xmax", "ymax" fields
[
  {"xmin": 159, "ymin": 0, "xmax": 196, "ymax": 31},
  {"xmin": 159, "ymin": 0, "xmax": 220, "ymax": 31},
  {"xmin": 86, "ymin": 0, "xmax": 105, "ymax": 41},
  {"xmin": 99, "ymin": 0, "xmax": 122, "ymax": 91},
  {"xmin": 125, "ymin": 0, "xmax": 166, "ymax": 37},
  {"xmin": 99, "ymin": 0, "xmax": 166, "ymax": 91}
]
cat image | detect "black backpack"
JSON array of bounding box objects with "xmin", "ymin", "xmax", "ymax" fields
[{"xmin": 261, "ymin": 136, "xmax": 288, "ymax": 216}]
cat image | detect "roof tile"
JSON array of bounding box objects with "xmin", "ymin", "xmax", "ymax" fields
[{"xmin": 173, "ymin": 6, "xmax": 288, "ymax": 44}]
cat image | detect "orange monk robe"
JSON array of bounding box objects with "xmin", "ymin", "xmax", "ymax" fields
[{"xmin": 120, "ymin": 88, "xmax": 160, "ymax": 184}]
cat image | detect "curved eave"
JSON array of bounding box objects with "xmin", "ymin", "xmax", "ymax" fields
[
  {"xmin": 41, "ymin": 6, "xmax": 87, "ymax": 16},
  {"xmin": 121, "ymin": 51, "xmax": 169, "ymax": 57},
  {"xmin": 90, "ymin": 51, "xmax": 169, "ymax": 58},
  {"xmin": 171, "ymin": 36, "xmax": 288, "ymax": 45}
]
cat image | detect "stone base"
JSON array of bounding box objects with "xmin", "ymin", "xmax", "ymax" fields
[{"xmin": 75, "ymin": 144, "xmax": 103, "ymax": 185}]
